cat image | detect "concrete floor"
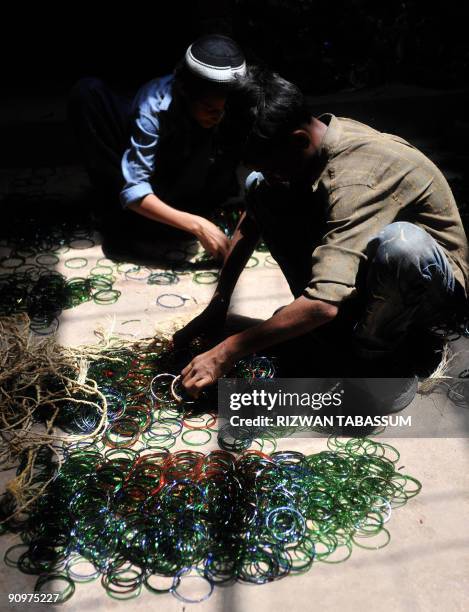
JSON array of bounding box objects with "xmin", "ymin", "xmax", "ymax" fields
[{"xmin": 0, "ymin": 227, "xmax": 469, "ymax": 612}]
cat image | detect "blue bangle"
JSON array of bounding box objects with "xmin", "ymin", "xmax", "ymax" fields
[{"xmin": 156, "ymin": 294, "xmax": 191, "ymax": 308}]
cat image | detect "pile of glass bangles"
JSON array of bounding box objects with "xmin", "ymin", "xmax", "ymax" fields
[
  {"xmin": 3, "ymin": 440, "xmax": 420, "ymax": 603},
  {"xmin": 1, "ymin": 337, "xmax": 421, "ymax": 603},
  {"xmin": 0, "ymin": 271, "xmax": 422, "ymax": 605}
]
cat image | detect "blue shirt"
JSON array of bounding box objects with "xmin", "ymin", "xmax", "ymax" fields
[{"xmin": 120, "ymin": 74, "xmax": 232, "ymax": 210}]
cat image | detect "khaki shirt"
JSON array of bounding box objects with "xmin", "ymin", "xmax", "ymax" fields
[{"xmin": 304, "ymin": 115, "xmax": 469, "ymax": 303}]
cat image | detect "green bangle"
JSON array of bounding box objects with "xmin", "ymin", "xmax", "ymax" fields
[
  {"xmin": 193, "ymin": 271, "xmax": 219, "ymax": 284},
  {"xmin": 0, "ymin": 256, "xmax": 25, "ymax": 268},
  {"xmin": 148, "ymin": 271, "xmax": 179, "ymax": 285},
  {"xmin": 181, "ymin": 429, "xmax": 212, "ymax": 446},
  {"xmin": 264, "ymin": 255, "xmax": 279, "ymax": 267},
  {"xmin": 97, "ymin": 257, "xmax": 115, "ymax": 267},
  {"xmin": 245, "ymin": 256, "xmax": 259, "ymax": 268},
  {"xmin": 52, "ymin": 245, "xmax": 70, "ymax": 255},
  {"xmin": 35, "ymin": 574, "xmax": 76, "ymax": 603},
  {"xmin": 143, "ymin": 573, "xmax": 175, "ymax": 594},
  {"xmin": 15, "ymin": 247, "xmax": 36, "ymax": 258},
  {"xmin": 90, "ymin": 265, "xmax": 114, "ymax": 276},
  {"xmin": 105, "ymin": 418, "xmax": 140, "ymax": 448},
  {"xmin": 352, "ymin": 527, "xmax": 391, "ymax": 550},
  {"xmin": 89, "ymin": 276, "xmax": 114, "ymax": 291},
  {"xmin": 117, "ymin": 262, "xmax": 138, "ymax": 274},
  {"xmin": 319, "ymin": 541, "xmax": 353, "ymax": 564},
  {"xmin": 93, "ymin": 289, "xmax": 121, "ymax": 304},
  {"xmin": 65, "ymin": 257, "xmax": 88, "ymax": 269},
  {"xmin": 66, "ymin": 555, "xmax": 100, "ymax": 583},
  {"xmin": 125, "ymin": 266, "xmax": 151, "ymax": 281},
  {"xmin": 4, "ymin": 544, "xmax": 29, "ymax": 568}
]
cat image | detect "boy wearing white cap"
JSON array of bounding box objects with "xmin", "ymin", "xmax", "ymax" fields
[{"xmin": 69, "ymin": 35, "xmax": 246, "ymax": 259}]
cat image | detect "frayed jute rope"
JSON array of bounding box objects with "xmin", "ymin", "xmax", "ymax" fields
[
  {"xmin": 0, "ymin": 310, "xmax": 203, "ymax": 523},
  {"xmin": 0, "ymin": 315, "xmax": 112, "ymax": 521},
  {"xmin": 419, "ymin": 343, "xmax": 469, "ymax": 393}
]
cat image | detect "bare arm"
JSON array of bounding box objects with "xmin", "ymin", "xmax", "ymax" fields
[
  {"xmin": 128, "ymin": 194, "xmax": 230, "ymax": 259},
  {"xmin": 129, "ymin": 193, "xmax": 204, "ymax": 232},
  {"xmin": 181, "ymin": 296, "xmax": 338, "ymax": 394},
  {"xmin": 121, "ymin": 101, "xmax": 230, "ymax": 258},
  {"xmin": 223, "ymin": 296, "xmax": 337, "ymax": 359}
]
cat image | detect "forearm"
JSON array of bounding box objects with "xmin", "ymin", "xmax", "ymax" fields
[
  {"xmin": 223, "ymin": 296, "xmax": 338, "ymax": 360},
  {"xmin": 214, "ymin": 212, "xmax": 261, "ymax": 301},
  {"xmin": 128, "ymin": 193, "xmax": 199, "ymax": 234}
]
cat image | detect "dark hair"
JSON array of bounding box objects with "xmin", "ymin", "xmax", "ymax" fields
[{"xmin": 222, "ymin": 67, "xmax": 312, "ymax": 162}]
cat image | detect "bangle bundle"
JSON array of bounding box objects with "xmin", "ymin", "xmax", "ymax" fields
[
  {"xmin": 0, "ymin": 246, "xmax": 124, "ymax": 334},
  {"xmin": 0, "ymin": 322, "xmax": 421, "ymax": 605},
  {"xmin": 3, "ymin": 442, "xmax": 420, "ymax": 602}
]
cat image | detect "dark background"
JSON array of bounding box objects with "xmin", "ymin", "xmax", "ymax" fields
[
  {"xmin": 1, "ymin": 0, "xmax": 468, "ymax": 193},
  {"xmin": 4, "ymin": 0, "xmax": 468, "ymax": 93}
]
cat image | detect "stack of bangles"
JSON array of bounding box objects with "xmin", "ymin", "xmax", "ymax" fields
[
  {"xmin": 4, "ymin": 440, "xmax": 421, "ymax": 602},
  {"xmin": 1, "ymin": 336, "xmax": 421, "ymax": 604}
]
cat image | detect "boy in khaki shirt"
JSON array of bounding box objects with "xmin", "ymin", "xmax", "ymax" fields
[{"xmin": 175, "ymin": 70, "xmax": 469, "ymax": 395}]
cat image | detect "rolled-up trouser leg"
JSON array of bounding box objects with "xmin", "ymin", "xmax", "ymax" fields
[{"xmin": 354, "ymin": 221, "xmax": 457, "ymax": 357}]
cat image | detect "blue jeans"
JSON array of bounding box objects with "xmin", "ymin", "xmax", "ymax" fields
[
  {"xmin": 353, "ymin": 221, "xmax": 457, "ymax": 355},
  {"xmin": 246, "ymin": 172, "xmax": 463, "ymax": 357}
]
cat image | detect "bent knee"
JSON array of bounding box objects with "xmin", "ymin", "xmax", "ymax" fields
[{"xmin": 372, "ymin": 222, "xmax": 434, "ymax": 262}]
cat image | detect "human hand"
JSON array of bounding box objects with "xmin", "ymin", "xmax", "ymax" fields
[
  {"xmin": 181, "ymin": 341, "xmax": 235, "ymax": 397},
  {"xmin": 192, "ymin": 216, "xmax": 230, "ymax": 261}
]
